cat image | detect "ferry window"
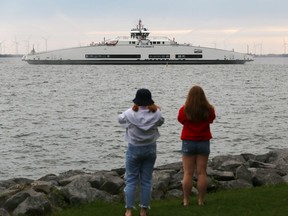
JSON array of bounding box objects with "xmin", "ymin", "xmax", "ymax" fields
[
  {"xmin": 194, "ymin": 49, "xmax": 203, "ymax": 53},
  {"xmin": 149, "ymin": 54, "xmax": 170, "ymax": 58},
  {"xmin": 109, "ymin": 54, "xmax": 141, "ymax": 58},
  {"xmin": 176, "ymin": 54, "xmax": 203, "ymax": 58},
  {"xmin": 153, "ymin": 42, "xmax": 156, "ymax": 44},
  {"xmin": 162, "ymin": 42, "xmax": 165, "ymax": 44},
  {"xmin": 85, "ymin": 54, "xmax": 140, "ymax": 58},
  {"xmin": 157, "ymin": 42, "xmax": 160, "ymax": 44}
]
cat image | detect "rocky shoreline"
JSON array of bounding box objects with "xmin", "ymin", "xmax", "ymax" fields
[{"xmin": 1, "ymin": 148, "xmax": 288, "ymax": 216}]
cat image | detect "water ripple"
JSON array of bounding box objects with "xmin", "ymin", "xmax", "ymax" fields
[{"xmin": 0, "ymin": 57, "xmax": 288, "ymax": 180}]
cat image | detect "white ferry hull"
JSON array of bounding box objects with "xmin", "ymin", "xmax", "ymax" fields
[
  {"xmin": 23, "ymin": 45, "xmax": 253, "ymax": 65},
  {"xmin": 24, "ymin": 59, "xmax": 249, "ymax": 65},
  {"xmin": 22, "ymin": 20, "xmax": 253, "ymax": 65}
]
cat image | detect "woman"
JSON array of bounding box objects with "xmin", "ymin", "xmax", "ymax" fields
[
  {"xmin": 119, "ymin": 88, "xmax": 164, "ymax": 216},
  {"xmin": 177, "ymin": 85, "xmax": 216, "ymax": 206}
]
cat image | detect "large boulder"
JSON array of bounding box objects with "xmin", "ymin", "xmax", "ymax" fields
[
  {"xmin": 152, "ymin": 170, "xmax": 176, "ymax": 199},
  {"xmin": 59, "ymin": 178, "xmax": 113, "ymax": 205},
  {"xmin": 207, "ymin": 167, "xmax": 235, "ymax": 181},
  {"xmin": 266, "ymin": 149, "xmax": 288, "ymax": 174},
  {"xmin": 13, "ymin": 195, "xmax": 51, "ymax": 216},
  {"xmin": 250, "ymin": 168, "xmax": 285, "ymax": 186},
  {"xmin": 209, "ymin": 155, "xmax": 245, "ymax": 170},
  {"xmin": 3, "ymin": 191, "xmax": 30, "ymax": 212},
  {"xmin": 235, "ymin": 165, "xmax": 253, "ymax": 183}
]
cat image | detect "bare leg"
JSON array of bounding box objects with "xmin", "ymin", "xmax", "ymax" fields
[
  {"xmin": 196, "ymin": 155, "xmax": 209, "ymax": 205},
  {"xmin": 125, "ymin": 208, "xmax": 132, "ymax": 216},
  {"xmin": 182, "ymin": 155, "xmax": 196, "ymax": 206},
  {"xmin": 140, "ymin": 208, "xmax": 147, "ymax": 216}
]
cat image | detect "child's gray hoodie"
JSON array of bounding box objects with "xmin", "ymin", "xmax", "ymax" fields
[{"xmin": 118, "ymin": 107, "xmax": 164, "ymax": 145}]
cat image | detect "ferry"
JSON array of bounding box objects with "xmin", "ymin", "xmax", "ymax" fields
[{"xmin": 22, "ymin": 20, "xmax": 253, "ymax": 65}]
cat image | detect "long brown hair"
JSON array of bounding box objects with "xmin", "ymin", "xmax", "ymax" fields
[
  {"xmin": 184, "ymin": 86, "xmax": 213, "ymax": 122},
  {"xmin": 132, "ymin": 104, "xmax": 159, "ymax": 113}
]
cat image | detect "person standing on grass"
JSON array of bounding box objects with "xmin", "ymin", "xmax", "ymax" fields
[
  {"xmin": 118, "ymin": 88, "xmax": 164, "ymax": 216},
  {"xmin": 177, "ymin": 85, "xmax": 216, "ymax": 206}
]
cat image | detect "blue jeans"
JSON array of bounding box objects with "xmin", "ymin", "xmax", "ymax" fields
[{"xmin": 125, "ymin": 143, "xmax": 157, "ymax": 209}]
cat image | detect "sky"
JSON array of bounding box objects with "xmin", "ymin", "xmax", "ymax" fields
[{"xmin": 1, "ymin": 0, "xmax": 288, "ymax": 55}]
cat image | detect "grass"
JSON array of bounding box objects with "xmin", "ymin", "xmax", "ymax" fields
[{"xmin": 51, "ymin": 184, "xmax": 288, "ymax": 216}]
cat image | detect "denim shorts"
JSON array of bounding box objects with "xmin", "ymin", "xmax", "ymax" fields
[{"xmin": 181, "ymin": 140, "xmax": 210, "ymax": 156}]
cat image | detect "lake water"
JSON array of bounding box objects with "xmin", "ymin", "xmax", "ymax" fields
[{"xmin": 1, "ymin": 57, "xmax": 288, "ymax": 180}]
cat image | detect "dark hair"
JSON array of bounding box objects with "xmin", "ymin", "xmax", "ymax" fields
[
  {"xmin": 184, "ymin": 86, "xmax": 213, "ymax": 122},
  {"xmin": 132, "ymin": 104, "xmax": 159, "ymax": 113}
]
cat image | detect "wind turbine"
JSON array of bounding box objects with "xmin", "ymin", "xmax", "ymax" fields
[
  {"xmin": 14, "ymin": 37, "xmax": 19, "ymax": 54},
  {"xmin": 0, "ymin": 40, "xmax": 5, "ymax": 54},
  {"xmin": 283, "ymin": 38, "xmax": 287, "ymax": 54},
  {"xmin": 22, "ymin": 40, "xmax": 30, "ymax": 54},
  {"xmin": 41, "ymin": 36, "xmax": 49, "ymax": 51},
  {"xmin": 259, "ymin": 40, "xmax": 263, "ymax": 55},
  {"xmin": 253, "ymin": 41, "xmax": 262, "ymax": 55}
]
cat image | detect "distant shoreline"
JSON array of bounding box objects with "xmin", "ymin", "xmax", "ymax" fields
[
  {"xmin": 253, "ymin": 54, "xmax": 288, "ymax": 57},
  {"xmin": 0, "ymin": 54, "xmax": 23, "ymax": 58}
]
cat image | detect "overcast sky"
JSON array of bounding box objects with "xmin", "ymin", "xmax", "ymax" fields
[{"xmin": 1, "ymin": 0, "xmax": 288, "ymax": 54}]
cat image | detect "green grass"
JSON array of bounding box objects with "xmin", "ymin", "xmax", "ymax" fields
[{"xmin": 51, "ymin": 184, "xmax": 288, "ymax": 216}]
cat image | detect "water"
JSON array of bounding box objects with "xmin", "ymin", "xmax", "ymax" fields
[{"xmin": 1, "ymin": 57, "xmax": 288, "ymax": 180}]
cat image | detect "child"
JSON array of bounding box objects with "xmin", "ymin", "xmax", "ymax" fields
[
  {"xmin": 118, "ymin": 88, "xmax": 164, "ymax": 216},
  {"xmin": 178, "ymin": 85, "xmax": 216, "ymax": 206}
]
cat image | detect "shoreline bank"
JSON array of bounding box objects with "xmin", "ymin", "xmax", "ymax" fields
[{"xmin": 1, "ymin": 148, "xmax": 288, "ymax": 215}]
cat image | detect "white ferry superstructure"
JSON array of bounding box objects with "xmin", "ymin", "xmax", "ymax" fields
[{"xmin": 22, "ymin": 20, "xmax": 253, "ymax": 65}]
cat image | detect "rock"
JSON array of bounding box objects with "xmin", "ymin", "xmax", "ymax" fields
[
  {"xmin": 153, "ymin": 170, "xmax": 176, "ymax": 191},
  {"xmin": 58, "ymin": 174, "xmax": 91, "ymax": 186},
  {"xmin": 88, "ymin": 172, "xmax": 104, "ymax": 189},
  {"xmin": 207, "ymin": 167, "xmax": 235, "ymax": 181},
  {"xmin": 248, "ymin": 159, "xmax": 277, "ymax": 169},
  {"xmin": 210, "ymin": 155, "xmax": 245, "ymax": 170},
  {"xmin": 207, "ymin": 177, "xmax": 220, "ymax": 192},
  {"xmin": 168, "ymin": 170, "xmax": 183, "ymax": 190},
  {"xmin": 0, "ymin": 208, "xmax": 10, "ymax": 216},
  {"xmin": 58, "ymin": 170, "xmax": 86, "ymax": 181},
  {"xmin": 241, "ymin": 153, "xmax": 257, "ymax": 161},
  {"xmin": 13, "ymin": 195, "xmax": 51, "ymax": 216},
  {"xmin": 152, "ymin": 170, "xmax": 174, "ymax": 199},
  {"xmin": 235, "ymin": 165, "xmax": 253, "ymax": 183},
  {"xmin": 31, "ymin": 181, "xmax": 54, "ymax": 194},
  {"xmin": 219, "ymin": 179, "xmax": 253, "ymax": 189},
  {"xmin": 255, "ymin": 152, "xmax": 273, "ymax": 163},
  {"xmin": 267, "ymin": 149, "xmax": 288, "ymax": 174},
  {"xmin": 283, "ymin": 175, "xmax": 288, "ymax": 183},
  {"xmin": 218, "ymin": 160, "xmax": 244, "ymax": 173},
  {"xmin": 3, "ymin": 191, "xmax": 30, "ymax": 212},
  {"xmin": 59, "ymin": 178, "xmax": 113, "ymax": 205},
  {"xmin": 250, "ymin": 168, "xmax": 285, "ymax": 186},
  {"xmin": 154, "ymin": 162, "xmax": 182, "ymax": 171},
  {"xmin": 111, "ymin": 168, "xmax": 126, "ymax": 177},
  {"xmin": 98, "ymin": 173, "xmax": 125, "ymax": 195},
  {"xmin": 37, "ymin": 174, "xmax": 59, "ymax": 186}
]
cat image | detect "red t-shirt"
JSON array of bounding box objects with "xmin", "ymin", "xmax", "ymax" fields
[{"xmin": 177, "ymin": 106, "xmax": 216, "ymax": 141}]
